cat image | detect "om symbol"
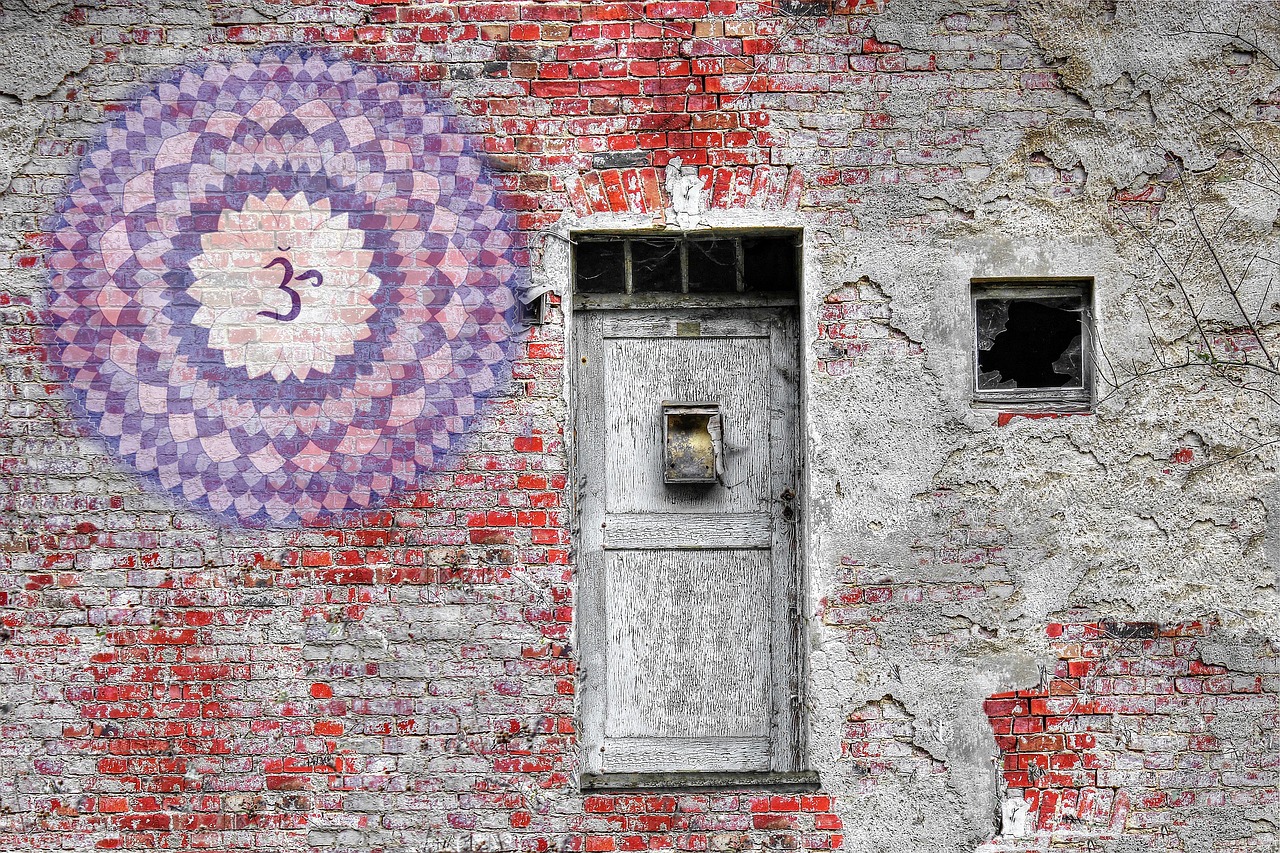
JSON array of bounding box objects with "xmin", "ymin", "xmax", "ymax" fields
[{"xmin": 258, "ymin": 252, "xmax": 323, "ymax": 322}]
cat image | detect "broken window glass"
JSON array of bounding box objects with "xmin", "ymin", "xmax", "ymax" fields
[
  {"xmin": 575, "ymin": 241, "xmax": 625, "ymax": 293},
  {"xmin": 976, "ymin": 297, "xmax": 1083, "ymax": 390},
  {"xmin": 972, "ymin": 282, "xmax": 1092, "ymax": 407}
]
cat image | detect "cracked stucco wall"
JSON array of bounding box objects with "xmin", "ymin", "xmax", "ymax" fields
[
  {"xmin": 0, "ymin": 1, "xmax": 1277, "ymax": 852},
  {"xmin": 806, "ymin": 2, "xmax": 1280, "ymax": 849}
]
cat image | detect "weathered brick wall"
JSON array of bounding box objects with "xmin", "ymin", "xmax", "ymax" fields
[
  {"xmin": 985, "ymin": 621, "xmax": 1278, "ymax": 846},
  {"xmin": 2, "ymin": 0, "xmax": 1279, "ymax": 851}
]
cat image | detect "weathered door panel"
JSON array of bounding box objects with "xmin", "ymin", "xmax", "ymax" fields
[
  {"xmin": 604, "ymin": 335, "xmax": 771, "ymax": 515},
  {"xmin": 576, "ymin": 307, "xmax": 801, "ymax": 782},
  {"xmin": 605, "ymin": 549, "xmax": 772, "ymax": 746}
]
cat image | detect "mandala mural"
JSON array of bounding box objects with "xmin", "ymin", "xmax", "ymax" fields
[{"xmin": 46, "ymin": 51, "xmax": 520, "ymax": 525}]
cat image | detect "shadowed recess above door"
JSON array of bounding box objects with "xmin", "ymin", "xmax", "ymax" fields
[{"xmin": 573, "ymin": 232, "xmax": 800, "ymax": 302}]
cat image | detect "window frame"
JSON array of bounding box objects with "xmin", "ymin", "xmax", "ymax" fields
[
  {"xmin": 571, "ymin": 229, "xmax": 803, "ymax": 312},
  {"xmin": 970, "ymin": 277, "xmax": 1095, "ymax": 412}
]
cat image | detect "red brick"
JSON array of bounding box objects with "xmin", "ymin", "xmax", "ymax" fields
[{"xmin": 753, "ymin": 814, "xmax": 797, "ymax": 830}]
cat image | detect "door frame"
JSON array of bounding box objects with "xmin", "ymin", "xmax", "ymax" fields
[{"xmin": 562, "ymin": 226, "xmax": 815, "ymax": 791}]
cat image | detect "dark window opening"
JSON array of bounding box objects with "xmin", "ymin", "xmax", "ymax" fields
[
  {"xmin": 574, "ymin": 241, "xmax": 625, "ymax": 293},
  {"xmin": 685, "ymin": 239, "xmax": 737, "ymax": 293},
  {"xmin": 631, "ymin": 239, "xmax": 682, "ymax": 293},
  {"xmin": 972, "ymin": 280, "xmax": 1092, "ymax": 408},
  {"xmin": 976, "ymin": 298, "xmax": 1083, "ymax": 390},
  {"xmin": 742, "ymin": 235, "xmax": 799, "ymax": 294},
  {"xmin": 573, "ymin": 233, "xmax": 799, "ymax": 300}
]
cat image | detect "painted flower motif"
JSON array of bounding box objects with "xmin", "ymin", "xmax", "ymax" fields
[
  {"xmin": 45, "ymin": 52, "xmax": 520, "ymax": 525},
  {"xmin": 188, "ymin": 190, "xmax": 381, "ymax": 381}
]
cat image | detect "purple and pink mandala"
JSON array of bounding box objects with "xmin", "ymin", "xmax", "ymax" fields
[{"xmin": 46, "ymin": 52, "xmax": 520, "ymax": 526}]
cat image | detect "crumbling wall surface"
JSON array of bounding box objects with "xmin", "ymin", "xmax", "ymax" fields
[
  {"xmin": 983, "ymin": 621, "xmax": 1278, "ymax": 845},
  {"xmin": 0, "ymin": 1, "xmax": 1278, "ymax": 852},
  {"xmin": 813, "ymin": 0, "xmax": 1280, "ymax": 850}
]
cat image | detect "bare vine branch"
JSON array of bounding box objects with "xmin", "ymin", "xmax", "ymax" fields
[
  {"xmin": 1117, "ymin": 205, "xmax": 1216, "ymax": 362},
  {"xmin": 1175, "ymin": 167, "xmax": 1277, "ymax": 368}
]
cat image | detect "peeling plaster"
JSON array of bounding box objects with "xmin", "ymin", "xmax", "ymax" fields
[
  {"xmin": 0, "ymin": 101, "xmax": 41, "ymax": 194},
  {"xmin": 0, "ymin": 1, "xmax": 91, "ymax": 102},
  {"xmin": 802, "ymin": 4, "xmax": 1280, "ymax": 850}
]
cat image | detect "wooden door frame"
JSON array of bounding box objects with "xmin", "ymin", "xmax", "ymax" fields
[{"xmin": 564, "ymin": 227, "xmax": 815, "ymax": 792}]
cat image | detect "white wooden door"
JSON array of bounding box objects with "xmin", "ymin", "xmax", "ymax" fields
[{"xmin": 575, "ymin": 308, "xmax": 801, "ymax": 785}]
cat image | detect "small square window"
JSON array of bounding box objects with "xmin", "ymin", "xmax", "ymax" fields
[{"xmin": 971, "ymin": 279, "xmax": 1093, "ymax": 410}]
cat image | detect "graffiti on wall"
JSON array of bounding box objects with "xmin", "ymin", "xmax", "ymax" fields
[{"xmin": 46, "ymin": 51, "xmax": 519, "ymax": 526}]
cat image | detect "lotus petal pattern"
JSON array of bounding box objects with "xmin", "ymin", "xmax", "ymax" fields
[{"xmin": 46, "ymin": 52, "xmax": 519, "ymax": 525}]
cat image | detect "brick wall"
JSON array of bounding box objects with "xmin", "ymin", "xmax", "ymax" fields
[
  {"xmin": 985, "ymin": 621, "xmax": 1279, "ymax": 847},
  {"xmin": 2, "ymin": 0, "xmax": 1277, "ymax": 851}
]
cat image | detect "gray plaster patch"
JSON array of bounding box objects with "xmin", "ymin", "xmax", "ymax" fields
[
  {"xmin": 0, "ymin": 101, "xmax": 41, "ymax": 193},
  {"xmin": 0, "ymin": 7, "xmax": 91, "ymax": 101},
  {"xmin": 1199, "ymin": 633, "xmax": 1280, "ymax": 673},
  {"xmin": 1173, "ymin": 807, "xmax": 1279, "ymax": 849},
  {"xmin": 247, "ymin": 0, "xmax": 291, "ymax": 18},
  {"xmin": 1020, "ymin": 0, "xmax": 1280, "ymax": 170},
  {"xmin": 12, "ymin": 0, "xmax": 72, "ymax": 14},
  {"xmin": 1022, "ymin": 0, "xmax": 1280, "ymax": 112},
  {"xmin": 837, "ymin": 776, "xmax": 971, "ymax": 852}
]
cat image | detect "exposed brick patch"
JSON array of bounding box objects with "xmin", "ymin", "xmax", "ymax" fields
[
  {"xmin": 995, "ymin": 412, "xmax": 1094, "ymax": 427},
  {"xmin": 985, "ymin": 621, "xmax": 1280, "ymax": 842},
  {"xmin": 566, "ymin": 165, "xmax": 799, "ymax": 216},
  {"xmin": 780, "ymin": 0, "xmax": 887, "ymax": 14},
  {"xmin": 574, "ymin": 793, "xmax": 842, "ymax": 852},
  {"xmin": 821, "ymin": 554, "xmax": 1011, "ymax": 662},
  {"xmin": 814, "ymin": 277, "xmax": 925, "ymax": 376},
  {"xmin": 842, "ymin": 697, "xmax": 946, "ymax": 786},
  {"xmin": 700, "ymin": 165, "xmax": 804, "ymax": 210},
  {"xmin": 1023, "ymin": 152, "xmax": 1085, "ymax": 199},
  {"xmin": 566, "ymin": 168, "xmax": 666, "ymax": 216},
  {"xmin": 1106, "ymin": 157, "xmax": 1182, "ymax": 225}
]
